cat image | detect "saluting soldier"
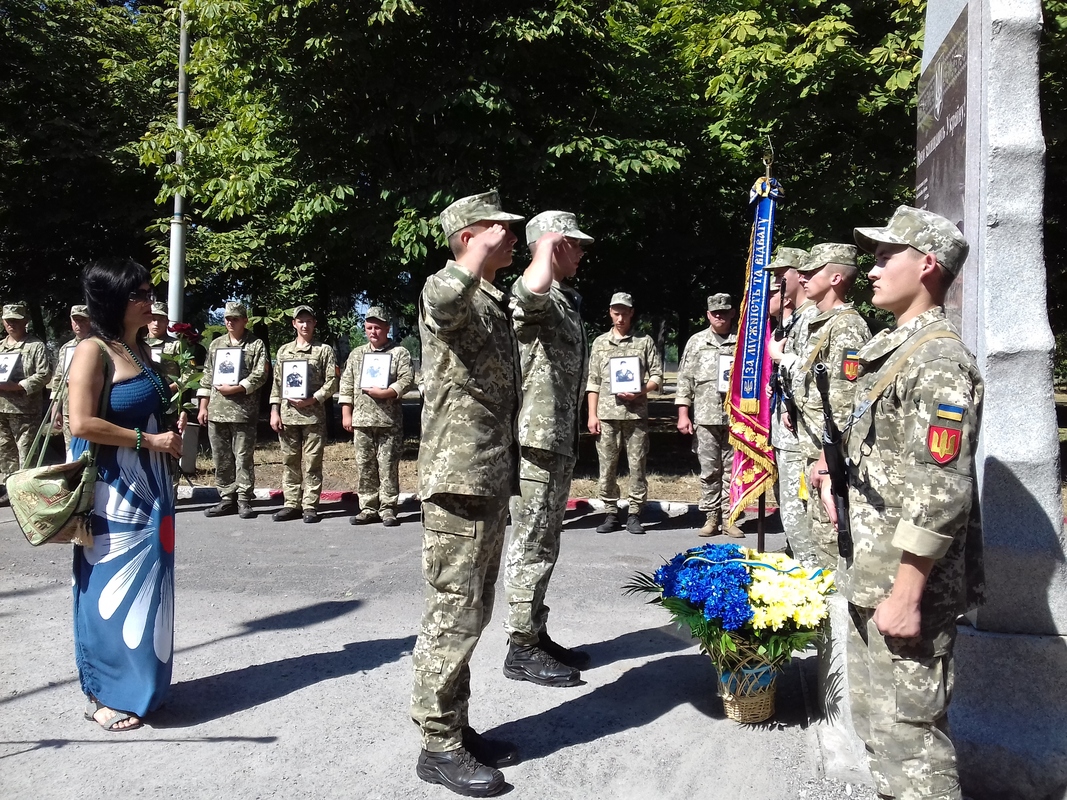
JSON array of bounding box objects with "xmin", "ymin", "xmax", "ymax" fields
[
  {"xmin": 812, "ymin": 207, "xmax": 984, "ymax": 800},
  {"xmin": 410, "ymin": 190, "xmax": 523, "ymax": 797},
  {"xmin": 145, "ymin": 301, "xmax": 181, "ymax": 390},
  {"xmin": 772, "ymin": 243, "xmax": 871, "ymax": 568},
  {"xmin": 50, "ymin": 304, "xmax": 92, "ymax": 452},
  {"xmin": 0, "ymin": 302, "xmax": 51, "ymax": 502},
  {"xmin": 339, "ymin": 306, "xmax": 414, "ymax": 528},
  {"xmin": 269, "ymin": 305, "xmax": 337, "ymax": 524},
  {"xmin": 675, "ymin": 293, "xmax": 741, "ymax": 538},
  {"xmin": 586, "ymin": 292, "xmax": 663, "ymax": 535},
  {"xmin": 198, "ymin": 301, "xmax": 268, "ymax": 519},
  {"xmin": 502, "ymin": 211, "xmax": 593, "ymax": 689},
  {"xmin": 764, "ymin": 247, "xmax": 815, "ymax": 562}
]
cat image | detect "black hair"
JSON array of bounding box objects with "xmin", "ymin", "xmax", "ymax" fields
[{"xmin": 81, "ymin": 258, "xmax": 152, "ymax": 342}]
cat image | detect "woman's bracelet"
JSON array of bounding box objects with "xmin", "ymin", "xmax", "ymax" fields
[{"xmin": 134, "ymin": 427, "xmax": 142, "ymax": 451}]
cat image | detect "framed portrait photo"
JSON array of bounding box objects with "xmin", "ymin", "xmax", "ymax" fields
[
  {"xmin": 281, "ymin": 359, "xmax": 309, "ymax": 400},
  {"xmin": 0, "ymin": 352, "xmax": 20, "ymax": 383},
  {"xmin": 62, "ymin": 345, "xmax": 76, "ymax": 377},
  {"xmin": 609, "ymin": 356, "xmax": 642, "ymax": 395},
  {"xmin": 213, "ymin": 347, "xmax": 243, "ymax": 386},
  {"xmin": 718, "ymin": 354, "xmax": 733, "ymax": 394},
  {"xmin": 360, "ymin": 352, "xmax": 392, "ymax": 390}
]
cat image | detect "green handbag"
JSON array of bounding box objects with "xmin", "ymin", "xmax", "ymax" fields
[{"xmin": 6, "ymin": 340, "xmax": 113, "ymax": 546}]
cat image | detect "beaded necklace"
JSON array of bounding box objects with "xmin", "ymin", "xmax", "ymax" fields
[{"xmin": 119, "ymin": 340, "xmax": 171, "ymax": 409}]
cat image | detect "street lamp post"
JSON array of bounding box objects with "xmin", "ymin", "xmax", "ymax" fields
[{"xmin": 167, "ymin": 5, "xmax": 189, "ymax": 326}]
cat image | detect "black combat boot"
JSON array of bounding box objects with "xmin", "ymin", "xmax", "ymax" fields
[
  {"xmin": 462, "ymin": 726, "xmax": 519, "ymax": 767},
  {"xmin": 503, "ymin": 641, "xmax": 581, "ymax": 687},
  {"xmin": 415, "ymin": 746, "xmax": 505, "ymax": 797},
  {"xmin": 204, "ymin": 501, "xmax": 236, "ymax": 518},
  {"xmin": 538, "ymin": 630, "xmax": 591, "ymax": 671},
  {"xmin": 596, "ymin": 510, "xmax": 622, "ymax": 533}
]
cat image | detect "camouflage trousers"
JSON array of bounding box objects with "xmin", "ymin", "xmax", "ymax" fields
[
  {"xmin": 411, "ymin": 492, "xmax": 510, "ymax": 751},
  {"xmin": 208, "ymin": 420, "xmax": 258, "ymax": 502},
  {"xmin": 503, "ymin": 447, "xmax": 576, "ymax": 646},
  {"xmin": 775, "ymin": 447, "xmax": 816, "ymax": 565},
  {"xmin": 277, "ymin": 421, "xmax": 325, "ymax": 510},
  {"xmin": 694, "ymin": 424, "xmax": 732, "ymax": 517},
  {"xmin": 0, "ymin": 413, "xmax": 35, "ymax": 483},
  {"xmin": 848, "ymin": 604, "xmax": 961, "ymax": 800},
  {"xmin": 805, "ymin": 457, "xmax": 840, "ymax": 571},
  {"xmin": 595, "ymin": 418, "xmax": 649, "ymax": 515},
  {"xmin": 352, "ymin": 424, "xmax": 402, "ymax": 512}
]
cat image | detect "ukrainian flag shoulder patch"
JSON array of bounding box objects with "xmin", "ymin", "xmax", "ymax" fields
[{"xmin": 936, "ymin": 403, "xmax": 965, "ymax": 423}]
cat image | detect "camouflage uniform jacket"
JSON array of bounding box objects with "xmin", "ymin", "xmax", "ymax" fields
[
  {"xmin": 0, "ymin": 334, "xmax": 50, "ymax": 415},
  {"xmin": 789, "ymin": 304, "xmax": 871, "ymax": 460},
  {"xmin": 337, "ymin": 340, "xmax": 414, "ymax": 429},
  {"xmin": 197, "ymin": 334, "xmax": 269, "ymax": 423},
  {"xmin": 770, "ymin": 306, "xmax": 814, "ymax": 452},
  {"xmin": 586, "ymin": 330, "xmax": 663, "ymax": 421},
  {"xmin": 417, "ymin": 260, "xmax": 520, "ymax": 499},
  {"xmin": 145, "ymin": 334, "xmax": 182, "ymax": 378},
  {"xmin": 675, "ymin": 327, "xmax": 737, "ymax": 427},
  {"xmin": 841, "ymin": 307, "xmax": 984, "ymax": 631},
  {"xmin": 269, "ymin": 339, "xmax": 337, "ymax": 425},
  {"xmin": 509, "ymin": 277, "xmax": 588, "ymax": 458}
]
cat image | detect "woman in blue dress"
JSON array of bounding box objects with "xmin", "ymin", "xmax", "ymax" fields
[{"xmin": 67, "ymin": 259, "xmax": 185, "ymax": 731}]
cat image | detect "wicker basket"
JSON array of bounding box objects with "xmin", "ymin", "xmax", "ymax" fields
[
  {"xmin": 721, "ymin": 683, "xmax": 777, "ymax": 724},
  {"xmin": 716, "ymin": 653, "xmax": 781, "ymax": 724}
]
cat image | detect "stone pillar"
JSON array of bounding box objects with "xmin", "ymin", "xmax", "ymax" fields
[{"xmin": 922, "ymin": 1, "xmax": 1067, "ymax": 797}]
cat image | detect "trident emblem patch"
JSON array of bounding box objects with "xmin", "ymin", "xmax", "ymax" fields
[
  {"xmin": 842, "ymin": 350, "xmax": 860, "ymax": 381},
  {"xmin": 927, "ymin": 425, "xmax": 961, "ymax": 464}
]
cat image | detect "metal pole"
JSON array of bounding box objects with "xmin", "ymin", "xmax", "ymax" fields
[{"xmin": 167, "ymin": 6, "xmax": 189, "ymax": 326}]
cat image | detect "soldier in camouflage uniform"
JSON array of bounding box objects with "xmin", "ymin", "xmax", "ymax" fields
[
  {"xmin": 198, "ymin": 302, "xmax": 268, "ymax": 519},
  {"xmin": 771, "ymin": 243, "xmax": 871, "ymax": 569},
  {"xmin": 49, "ymin": 305, "xmax": 92, "ymax": 452},
  {"xmin": 0, "ymin": 303, "xmax": 51, "ymax": 501},
  {"xmin": 765, "ymin": 248, "xmax": 816, "ymax": 562},
  {"xmin": 586, "ymin": 292, "xmax": 663, "ymax": 535},
  {"xmin": 502, "ymin": 211, "xmax": 593, "ymax": 688},
  {"xmin": 269, "ymin": 305, "xmax": 337, "ymax": 524},
  {"xmin": 409, "ymin": 191, "xmax": 524, "ymax": 798},
  {"xmin": 339, "ymin": 306, "xmax": 414, "ymax": 527},
  {"xmin": 812, "ymin": 207, "xmax": 984, "ymax": 800},
  {"xmin": 676, "ymin": 292, "xmax": 741, "ymax": 538},
  {"xmin": 145, "ymin": 301, "xmax": 182, "ymax": 390}
]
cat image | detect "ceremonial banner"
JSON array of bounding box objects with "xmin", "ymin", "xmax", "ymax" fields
[{"xmin": 726, "ymin": 177, "xmax": 781, "ymax": 524}]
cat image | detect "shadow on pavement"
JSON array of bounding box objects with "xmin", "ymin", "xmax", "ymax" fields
[
  {"xmin": 0, "ymin": 735, "xmax": 278, "ymax": 759},
  {"xmin": 154, "ymin": 635, "xmax": 416, "ymax": 727},
  {"xmin": 580, "ymin": 625, "xmax": 694, "ymax": 670}
]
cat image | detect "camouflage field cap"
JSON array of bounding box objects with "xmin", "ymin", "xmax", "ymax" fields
[
  {"xmin": 224, "ymin": 301, "xmax": 247, "ymax": 318},
  {"xmin": 525, "ymin": 210, "xmax": 594, "ymax": 247},
  {"xmin": 2, "ymin": 303, "xmax": 27, "ymax": 320},
  {"xmin": 364, "ymin": 306, "xmax": 389, "ymax": 323},
  {"xmin": 439, "ymin": 190, "xmax": 525, "ymax": 239},
  {"xmin": 706, "ymin": 293, "xmax": 733, "ymax": 312},
  {"xmin": 609, "ymin": 292, "xmax": 633, "ymax": 308},
  {"xmin": 292, "ymin": 304, "xmax": 316, "ymax": 319},
  {"xmin": 150, "ymin": 301, "xmax": 169, "ymax": 317},
  {"xmin": 854, "ymin": 205, "xmax": 969, "ymax": 275},
  {"xmin": 70, "ymin": 305, "xmax": 89, "ymax": 319},
  {"xmin": 803, "ymin": 242, "xmax": 860, "ymax": 273},
  {"xmin": 765, "ymin": 246, "xmax": 808, "ymax": 271}
]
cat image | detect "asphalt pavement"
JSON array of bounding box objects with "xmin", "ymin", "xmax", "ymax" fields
[{"xmin": 0, "ymin": 496, "xmax": 875, "ymax": 800}]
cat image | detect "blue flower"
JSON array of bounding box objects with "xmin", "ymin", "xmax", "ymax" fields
[{"xmin": 654, "ymin": 544, "xmax": 754, "ymax": 631}]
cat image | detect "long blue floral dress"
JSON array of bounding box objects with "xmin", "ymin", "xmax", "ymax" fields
[{"xmin": 71, "ymin": 371, "xmax": 175, "ymax": 716}]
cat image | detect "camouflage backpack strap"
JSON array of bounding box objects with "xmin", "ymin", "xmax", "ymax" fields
[
  {"xmin": 862, "ymin": 329, "xmax": 961, "ymax": 405},
  {"xmin": 799, "ymin": 308, "xmax": 861, "ymax": 375}
]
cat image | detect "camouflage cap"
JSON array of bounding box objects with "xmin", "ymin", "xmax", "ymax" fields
[
  {"xmin": 765, "ymin": 246, "xmax": 808, "ymax": 272},
  {"xmin": 609, "ymin": 292, "xmax": 633, "ymax": 308},
  {"xmin": 364, "ymin": 306, "xmax": 389, "ymax": 323},
  {"xmin": 854, "ymin": 205, "xmax": 969, "ymax": 275},
  {"xmin": 150, "ymin": 301, "xmax": 169, "ymax": 317},
  {"xmin": 292, "ymin": 304, "xmax": 316, "ymax": 319},
  {"xmin": 224, "ymin": 301, "xmax": 247, "ymax": 318},
  {"xmin": 70, "ymin": 304, "xmax": 89, "ymax": 319},
  {"xmin": 525, "ymin": 210, "xmax": 594, "ymax": 247},
  {"xmin": 2, "ymin": 303, "xmax": 27, "ymax": 320},
  {"xmin": 802, "ymin": 242, "xmax": 860, "ymax": 273},
  {"xmin": 706, "ymin": 293, "xmax": 733, "ymax": 312},
  {"xmin": 439, "ymin": 190, "xmax": 525, "ymax": 239}
]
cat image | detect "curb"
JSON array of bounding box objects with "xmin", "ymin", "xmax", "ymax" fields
[{"xmin": 178, "ymin": 486, "xmax": 777, "ymax": 519}]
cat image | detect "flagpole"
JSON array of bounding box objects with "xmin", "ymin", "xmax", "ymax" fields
[{"xmin": 756, "ymin": 147, "xmax": 773, "ymax": 553}]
